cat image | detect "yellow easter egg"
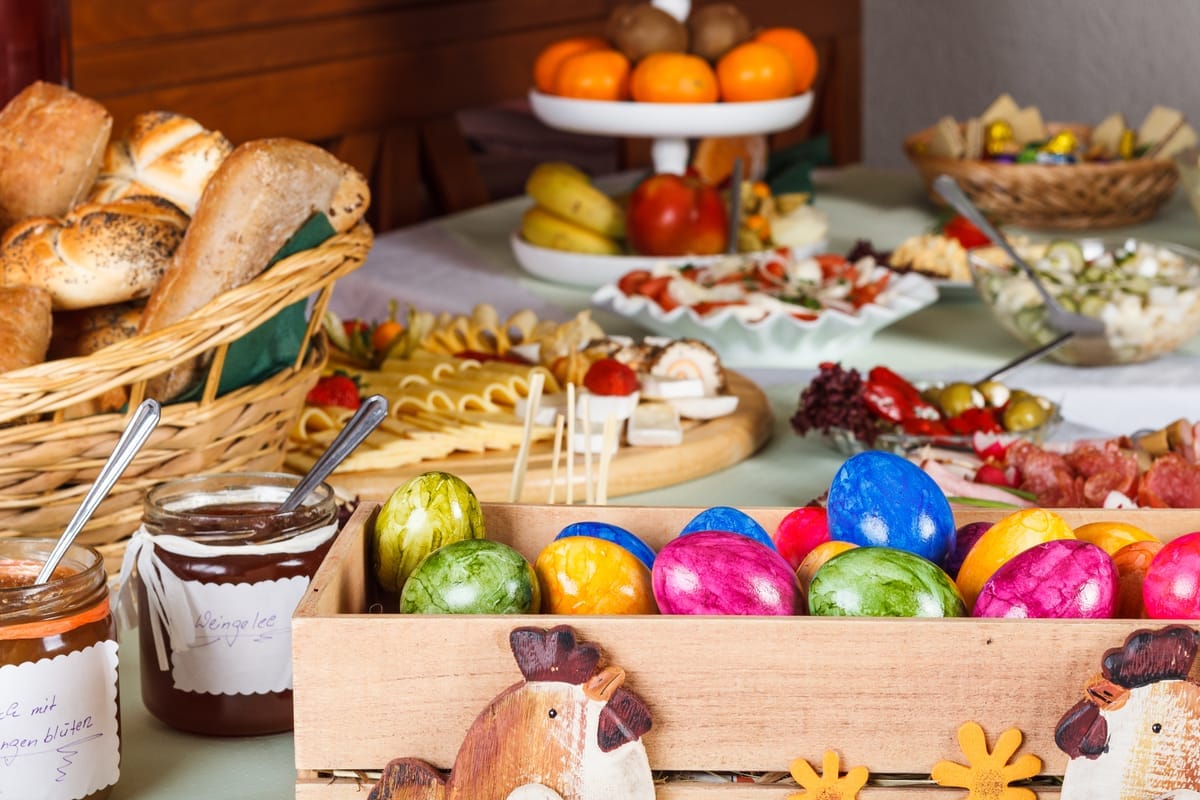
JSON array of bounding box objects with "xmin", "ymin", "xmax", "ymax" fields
[
  {"xmin": 1073, "ymin": 520, "xmax": 1159, "ymax": 556},
  {"xmin": 534, "ymin": 536, "xmax": 657, "ymax": 615},
  {"xmin": 956, "ymin": 508, "xmax": 1075, "ymax": 610}
]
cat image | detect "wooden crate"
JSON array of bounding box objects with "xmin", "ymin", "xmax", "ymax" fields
[{"xmin": 292, "ymin": 503, "xmax": 1200, "ymax": 799}]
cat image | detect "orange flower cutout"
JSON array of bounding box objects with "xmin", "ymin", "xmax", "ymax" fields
[
  {"xmin": 788, "ymin": 749, "xmax": 869, "ymax": 799},
  {"xmin": 931, "ymin": 722, "xmax": 1043, "ymax": 800}
]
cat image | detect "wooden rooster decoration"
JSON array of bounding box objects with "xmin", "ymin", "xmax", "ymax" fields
[
  {"xmin": 1055, "ymin": 624, "xmax": 1200, "ymax": 800},
  {"xmin": 368, "ymin": 625, "xmax": 655, "ymax": 800}
]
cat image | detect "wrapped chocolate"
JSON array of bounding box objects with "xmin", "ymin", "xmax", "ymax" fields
[{"xmin": 984, "ymin": 120, "xmax": 1018, "ymax": 159}]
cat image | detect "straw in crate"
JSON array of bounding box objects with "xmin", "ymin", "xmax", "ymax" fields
[
  {"xmin": 904, "ymin": 97, "xmax": 1192, "ymax": 229},
  {"xmin": 0, "ymin": 150, "xmax": 373, "ymax": 574}
]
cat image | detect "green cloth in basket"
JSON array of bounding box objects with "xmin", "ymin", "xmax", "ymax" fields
[{"xmin": 171, "ymin": 212, "xmax": 335, "ymax": 404}]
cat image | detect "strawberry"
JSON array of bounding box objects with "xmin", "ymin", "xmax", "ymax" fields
[
  {"xmin": 306, "ymin": 373, "xmax": 362, "ymax": 409},
  {"xmin": 583, "ymin": 358, "xmax": 639, "ymax": 396}
]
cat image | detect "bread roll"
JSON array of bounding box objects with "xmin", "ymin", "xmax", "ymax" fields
[
  {"xmin": 88, "ymin": 111, "xmax": 233, "ymax": 215},
  {"xmin": 49, "ymin": 300, "xmax": 143, "ymax": 360},
  {"xmin": 0, "ymin": 195, "xmax": 190, "ymax": 310},
  {"xmin": 0, "ymin": 285, "xmax": 52, "ymax": 373},
  {"xmin": 139, "ymin": 138, "xmax": 370, "ymax": 399},
  {"xmin": 0, "ymin": 82, "xmax": 112, "ymax": 233}
]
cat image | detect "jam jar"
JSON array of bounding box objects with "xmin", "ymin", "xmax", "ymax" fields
[
  {"xmin": 129, "ymin": 472, "xmax": 337, "ymax": 736},
  {"xmin": 0, "ymin": 539, "xmax": 120, "ymax": 800}
]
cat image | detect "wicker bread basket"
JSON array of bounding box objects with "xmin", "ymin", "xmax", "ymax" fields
[
  {"xmin": 904, "ymin": 122, "xmax": 1180, "ymax": 229},
  {"xmin": 0, "ymin": 221, "xmax": 373, "ymax": 572}
]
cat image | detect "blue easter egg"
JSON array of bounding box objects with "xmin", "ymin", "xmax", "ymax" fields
[
  {"xmin": 827, "ymin": 451, "xmax": 956, "ymax": 565},
  {"xmin": 555, "ymin": 521, "xmax": 656, "ymax": 570},
  {"xmin": 679, "ymin": 506, "xmax": 775, "ymax": 551}
]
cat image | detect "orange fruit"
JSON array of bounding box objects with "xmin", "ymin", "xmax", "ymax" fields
[
  {"xmin": 554, "ymin": 49, "xmax": 632, "ymax": 101},
  {"xmin": 629, "ymin": 52, "xmax": 719, "ymax": 103},
  {"xmin": 755, "ymin": 27, "xmax": 819, "ymax": 93},
  {"xmin": 533, "ymin": 36, "xmax": 609, "ymax": 94},
  {"xmin": 716, "ymin": 41, "xmax": 796, "ymax": 102},
  {"xmin": 691, "ymin": 134, "xmax": 768, "ymax": 185}
]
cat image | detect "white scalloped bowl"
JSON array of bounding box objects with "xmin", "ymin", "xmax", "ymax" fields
[{"xmin": 591, "ymin": 272, "xmax": 939, "ymax": 368}]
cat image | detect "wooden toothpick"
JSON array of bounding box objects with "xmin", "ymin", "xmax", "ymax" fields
[
  {"xmin": 581, "ymin": 395, "xmax": 594, "ymax": 505},
  {"xmin": 507, "ymin": 371, "xmax": 544, "ymax": 503},
  {"xmin": 565, "ymin": 383, "xmax": 576, "ymax": 504},
  {"xmin": 547, "ymin": 413, "xmax": 565, "ymax": 505},
  {"xmin": 596, "ymin": 413, "xmax": 618, "ymax": 506}
]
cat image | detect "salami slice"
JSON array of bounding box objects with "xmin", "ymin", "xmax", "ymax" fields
[
  {"xmin": 1065, "ymin": 445, "xmax": 1139, "ymax": 507},
  {"xmin": 1138, "ymin": 453, "xmax": 1200, "ymax": 508}
]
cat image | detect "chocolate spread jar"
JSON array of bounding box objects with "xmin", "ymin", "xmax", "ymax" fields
[
  {"xmin": 124, "ymin": 472, "xmax": 337, "ymax": 736},
  {"xmin": 0, "ymin": 539, "xmax": 120, "ymax": 800}
]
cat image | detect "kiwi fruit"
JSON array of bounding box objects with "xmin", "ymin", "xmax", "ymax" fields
[
  {"xmin": 688, "ymin": 2, "xmax": 752, "ymax": 62},
  {"xmin": 607, "ymin": 3, "xmax": 689, "ymax": 62}
]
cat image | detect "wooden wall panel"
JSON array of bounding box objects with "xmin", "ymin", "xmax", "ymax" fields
[{"xmin": 68, "ymin": 0, "xmax": 861, "ymax": 227}]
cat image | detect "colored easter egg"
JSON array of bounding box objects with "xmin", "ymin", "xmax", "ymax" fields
[
  {"xmin": 956, "ymin": 508, "xmax": 1075, "ymax": 610},
  {"xmin": 1112, "ymin": 539, "xmax": 1164, "ymax": 619},
  {"xmin": 795, "ymin": 540, "xmax": 856, "ymax": 603},
  {"xmin": 555, "ymin": 521, "xmax": 656, "ymax": 570},
  {"xmin": 1073, "ymin": 520, "xmax": 1159, "ymax": 556},
  {"xmin": 400, "ymin": 539, "xmax": 538, "ymax": 614},
  {"xmin": 826, "ymin": 451, "xmax": 956, "ymax": 565},
  {"xmin": 973, "ymin": 540, "xmax": 1117, "ymax": 619},
  {"xmin": 773, "ymin": 506, "xmax": 830, "ymax": 570},
  {"xmin": 373, "ymin": 471, "xmax": 485, "ymax": 593},
  {"xmin": 653, "ymin": 531, "xmax": 797, "ymax": 615},
  {"xmin": 679, "ymin": 506, "xmax": 775, "ymax": 550},
  {"xmin": 1143, "ymin": 531, "xmax": 1200, "ymax": 619},
  {"xmin": 535, "ymin": 536, "xmax": 656, "ymax": 615},
  {"xmin": 943, "ymin": 521, "xmax": 992, "ymax": 580},
  {"xmin": 807, "ymin": 546, "xmax": 965, "ymax": 618}
]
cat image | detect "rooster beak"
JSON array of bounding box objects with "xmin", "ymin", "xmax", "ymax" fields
[{"xmin": 583, "ymin": 666, "xmax": 626, "ymax": 702}]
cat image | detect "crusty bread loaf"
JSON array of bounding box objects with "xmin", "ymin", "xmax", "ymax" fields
[
  {"xmin": 88, "ymin": 111, "xmax": 233, "ymax": 215},
  {"xmin": 0, "ymin": 82, "xmax": 112, "ymax": 233},
  {"xmin": 49, "ymin": 300, "xmax": 143, "ymax": 360},
  {"xmin": 139, "ymin": 138, "xmax": 370, "ymax": 399},
  {"xmin": 0, "ymin": 195, "xmax": 190, "ymax": 310},
  {"xmin": 0, "ymin": 285, "xmax": 53, "ymax": 374}
]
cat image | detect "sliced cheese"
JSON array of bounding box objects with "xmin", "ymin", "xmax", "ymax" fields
[
  {"xmin": 626, "ymin": 402, "xmax": 683, "ymax": 447},
  {"xmin": 963, "ymin": 117, "xmax": 984, "ymax": 160},
  {"xmin": 928, "ymin": 116, "xmax": 965, "ymax": 159},
  {"xmin": 1138, "ymin": 105, "xmax": 1185, "ymax": 148},
  {"xmin": 1155, "ymin": 122, "xmax": 1197, "ymax": 159},
  {"xmin": 980, "ymin": 93, "xmax": 1021, "ymax": 125},
  {"xmin": 1091, "ymin": 112, "xmax": 1127, "ymax": 157},
  {"xmin": 1010, "ymin": 106, "xmax": 1047, "ymax": 144}
]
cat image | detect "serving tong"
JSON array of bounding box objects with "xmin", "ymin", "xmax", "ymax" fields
[{"xmin": 933, "ymin": 174, "xmax": 1116, "ymax": 365}]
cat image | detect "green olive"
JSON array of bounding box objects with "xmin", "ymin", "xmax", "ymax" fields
[
  {"xmin": 939, "ymin": 381, "xmax": 983, "ymax": 418},
  {"xmin": 974, "ymin": 380, "xmax": 1010, "ymax": 408},
  {"xmin": 921, "ymin": 384, "xmax": 944, "ymax": 407},
  {"xmin": 1003, "ymin": 397, "xmax": 1050, "ymax": 432}
]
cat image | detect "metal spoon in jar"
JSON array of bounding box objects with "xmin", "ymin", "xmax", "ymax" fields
[
  {"xmin": 932, "ymin": 174, "xmax": 1114, "ymax": 364},
  {"xmin": 276, "ymin": 393, "xmax": 389, "ymax": 513},
  {"xmin": 35, "ymin": 398, "xmax": 162, "ymax": 584}
]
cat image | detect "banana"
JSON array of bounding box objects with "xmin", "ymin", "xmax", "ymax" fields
[
  {"xmin": 521, "ymin": 206, "xmax": 623, "ymax": 255},
  {"xmin": 525, "ymin": 162, "xmax": 626, "ymax": 239}
]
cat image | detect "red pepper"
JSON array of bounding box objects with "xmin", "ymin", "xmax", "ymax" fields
[
  {"xmin": 866, "ymin": 366, "xmax": 940, "ymax": 421},
  {"xmin": 862, "ymin": 381, "xmax": 910, "ymax": 423},
  {"xmin": 942, "ymin": 214, "xmax": 991, "ymax": 249},
  {"xmin": 900, "ymin": 417, "xmax": 951, "ymax": 437}
]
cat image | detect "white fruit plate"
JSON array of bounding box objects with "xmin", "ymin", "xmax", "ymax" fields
[
  {"xmin": 528, "ymin": 90, "xmax": 814, "ymax": 174},
  {"xmin": 528, "ymin": 90, "xmax": 815, "ymax": 139},
  {"xmin": 511, "ymin": 233, "xmax": 829, "ymax": 290},
  {"xmin": 591, "ymin": 272, "xmax": 939, "ymax": 368}
]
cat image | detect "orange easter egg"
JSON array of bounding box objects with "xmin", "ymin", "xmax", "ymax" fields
[
  {"xmin": 796, "ymin": 540, "xmax": 857, "ymax": 604},
  {"xmin": 1112, "ymin": 539, "xmax": 1165, "ymax": 619},
  {"xmin": 956, "ymin": 508, "xmax": 1075, "ymax": 610},
  {"xmin": 535, "ymin": 536, "xmax": 656, "ymax": 615},
  {"xmin": 1074, "ymin": 520, "xmax": 1159, "ymax": 556}
]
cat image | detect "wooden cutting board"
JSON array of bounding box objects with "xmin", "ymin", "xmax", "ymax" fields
[{"xmin": 315, "ymin": 371, "xmax": 773, "ymax": 503}]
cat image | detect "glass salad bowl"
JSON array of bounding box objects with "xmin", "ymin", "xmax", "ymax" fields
[{"xmin": 968, "ymin": 237, "xmax": 1200, "ymax": 366}]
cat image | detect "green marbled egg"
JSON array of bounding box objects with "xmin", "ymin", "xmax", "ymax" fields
[
  {"xmin": 808, "ymin": 546, "xmax": 965, "ymax": 617},
  {"xmin": 400, "ymin": 539, "xmax": 540, "ymax": 615}
]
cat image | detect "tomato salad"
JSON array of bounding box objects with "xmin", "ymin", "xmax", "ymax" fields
[{"xmin": 614, "ymin": 248, "xmax": 894, "ymax": 324}]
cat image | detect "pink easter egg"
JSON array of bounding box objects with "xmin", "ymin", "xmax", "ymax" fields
[
  {"xmin": 1143, "ymin": 531, "xmax": 1200, "ymax": 619},
  {"xmin": 974, "ymin": 539, "xmax": 1117, "ymax": 619},
  {"xmin": 773, "ymin": 506, "xmax": 830, "ymax": 570},
  {"xmin": 653, "ymin": 531, "xmax": 798, "ymax": 615}
]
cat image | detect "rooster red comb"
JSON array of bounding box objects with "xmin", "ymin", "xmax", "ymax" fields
[{"xmin": 510, "ymin": 626, "xmax": 602, "ymax": 684}]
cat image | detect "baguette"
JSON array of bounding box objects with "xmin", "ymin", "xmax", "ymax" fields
[
  {"xmin": 88, "ymin": 111, "xmax": 233, "ymax": 215},
  {"xmin": 1, "ymin": 195, "xmax": 190, "ymax": 310},
  {"xmin": 139, "ymin": 138, "xmax": 370, "ymax": 399},
  {"xmin": 0, "ymin": 82, "xmax": 112, "ymax": 233},
  {"xmin": 0, "ymin": 285, "xmax": 53, "ymax": 374}
]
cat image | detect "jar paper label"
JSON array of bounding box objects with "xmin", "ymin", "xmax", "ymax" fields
[
  {"xmin": 166, "ymin": 576, "xmax": 308, "ymax": 694},
  {"xmin": 0, "ymin": 641, "xmax": 120, "ymax": 800}
]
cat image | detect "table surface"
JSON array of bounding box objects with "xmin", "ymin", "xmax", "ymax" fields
[{"xmin": 112, "ymin": 166, "xmax": 1200, "ymax": 799}]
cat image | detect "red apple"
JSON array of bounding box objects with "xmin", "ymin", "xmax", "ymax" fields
[{"xmin": 626, "ymin": 173, "xmax": 728, "ymax": 256}]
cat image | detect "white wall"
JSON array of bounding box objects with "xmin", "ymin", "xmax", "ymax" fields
[{"xmin": 863, "ymin": 0, "xmax": 1200, "ymax": 166}]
